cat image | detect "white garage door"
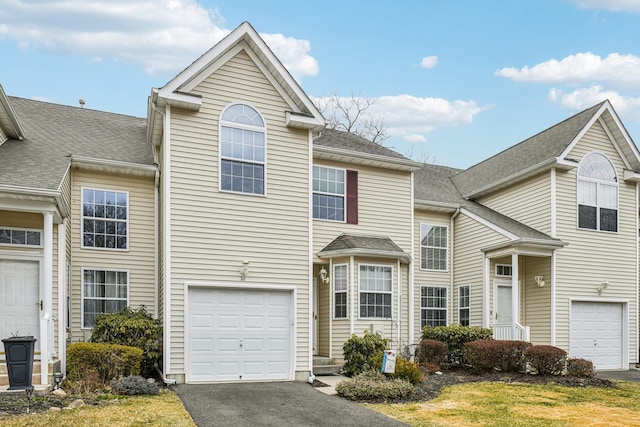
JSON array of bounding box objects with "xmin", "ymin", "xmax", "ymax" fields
[
  {"xmin": 570, "ymin": 301, "xmax": 623, "ymax": 370},
  {"xmin": 187, "ymin": 287, "xmax": 292, "ymax": 382}
]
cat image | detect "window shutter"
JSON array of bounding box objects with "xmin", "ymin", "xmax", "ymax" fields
[{"xmin": 346, "ymin": 170, "xmax": 358, "ymax": 224}]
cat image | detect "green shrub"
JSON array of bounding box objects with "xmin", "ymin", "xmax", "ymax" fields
[
  {"xmin": 335, "ymin": 371, "xmax": 414, "ymax": 401},
  {"xmin": 372, "ymin": 353, "xmax": 423, "ymax": 385},
  {"xmin": 422, "ymin": 324, "xmax": 493, "ymax": 367},
  {"xmin": 525, "ymin": 345, "xmax": 567, "ymax": 376},
  {"xmin": 90, "ymin": 306, "xmax": 161, "ymax": 376},
  {"xmin": 464, "ymin": 340, "xmax": 531, "ymax": 374},
  {"xmin": 110, "ymin": 375, "xmax": 160, "ymax": 395},
  {"xmin": 342, "ymin": 331, "xmax": 388, "ymax": 377},
  {"xmin": 565, "ymin": 358, "xmax": 594, "ymax": 378},
  {"xmin": 416, "ymin": 339, "xmax": 448, "ymax": 369},
  {"xmin": 67, "ymin": 342, "xmax": 142, "ymax": 392}
]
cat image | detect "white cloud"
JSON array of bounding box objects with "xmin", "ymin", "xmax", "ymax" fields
[
  {"xmin": 403, "ymin": 134, "xmax": 427, "ymax": 142},
  {"xmin": 567, "ymin": 0, "xmax": 640, "ymax": 13},
  {"xmin": 418, "ymin": 55, "xmax": 438, "ymax": 69},
  {"xmin": 0, "ymin": 0, "xmax": 318, "ymax": 78},
  {"xmin": 548, "ymin": 86, "xmax": 640, "ymax": 120},
  {"xmin": 495, "ymin": 52, "xmax": 640, "ymax": 91}
]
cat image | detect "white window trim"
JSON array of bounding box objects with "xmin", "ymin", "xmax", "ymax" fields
[
  {"xmin": 81, "ymin": 267, "xmax": 130, "ymax": 329},
  {"xmin": 458, "ymin": 284, "xmax": 470, "ymax": 326},
  {"xmin": 0, "ymin": 226, "xmax": 43, "ymax": 248},
  {"xmin": 495, "ymin": 264, "xmax": 512, "ymax": 277},
  {"xmin": 419, "ymin": 223, "xmax": 448, "ymax": 272},
  {"xmin": 358, "ymin": 263, "xmax": 394, "ymax": 320},
  {"xmin": 218, "ymin": 102, "xmax": 268, "ymax": 197},
  {"xmin": 420, "ymin": 285, "xmax": 448, "ymax": 328},
  {"xmin": 333, "ymin": 263, "xmax": 348, "ymax": 320},
  {"xmin": 80, "ymin": 187, "xmax": 130, "ymax": 252},
  {"xmin": 576, "ymin": 151, "xmax": 619, "ymax": 233},
  {"xmin": 312, "ymin": 164, "xmax": 347, "ymax": 223}
]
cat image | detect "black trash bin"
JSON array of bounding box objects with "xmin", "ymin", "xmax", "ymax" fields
[{"xmin": 2, "ymin": 336, "xmax": 37, "ymax": 390}]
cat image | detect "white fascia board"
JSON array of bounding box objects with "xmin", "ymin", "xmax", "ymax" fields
[
  {"xmin": 414, "ymin": 199, "xmax": 460, "ymax": 213},
  {"xmin": 558, "ymin": 101, "xmax": 609, "ymax": 161},
  {"xmin": 156, "ymin": 91, "xmax": 202, "ymax": 111},
  {"xmin": 285, "ymin": 111, "xmax": 325, "ymax": 131},
  {"xmin": 71, "ymin": 156, "xmax": 158, "ymax": 177},
  {"xmin": 0, "ymin": 84, "xmax": 26, "ymax": 140},
  {"xmin": 313, "ymin": 145, "xmax": 422, "ymax": 172},
  {"xmin": 623, "ymin": 170, "xmax": 640, "ymax": 182},
  {"xmin": 317, "ymin": 249, "xmax": 412, "ymax": 264},
  {"xmin": 459, "ymin": 207, "xmax": 519, "ymax": 240}
]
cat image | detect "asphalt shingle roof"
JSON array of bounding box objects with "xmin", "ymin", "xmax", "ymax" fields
[
  {"xmin": 320, "ymin": 233, "xmax": 407, "ymax": 254},
  {"xmin": 314, "ymin": 128, "xmax": 409, "ymax": 160},
  {"xmin": 0, "ymin": 97, "xmax": 152, "ymax": 191},
  {"xmin": 452, "ymin": 102, "xmax": 605, "ymax": 197}
]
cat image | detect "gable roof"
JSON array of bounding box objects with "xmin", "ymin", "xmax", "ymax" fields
[
  {"xmin": 314, "ymin": 129, "xmax": 422, "ymax": 171},
  {"xmin": 148, "ymin": 22, "xmax": 325, "ymax": 146},
  {"xmin": 452, "ymin": 101, "xmax": 640, "ymax": 198},
  {"xmin": 0, "ymin": 97, "xmax": 153, "ymax": 193}
]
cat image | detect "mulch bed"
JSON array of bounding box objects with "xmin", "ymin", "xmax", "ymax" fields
[{"xmin": 0, "ymin": 391, "xmax": 107, "ymax": 417}]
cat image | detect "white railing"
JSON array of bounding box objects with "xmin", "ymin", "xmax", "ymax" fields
[{"xmin": 492, "ymin": 323, "xmax": 530, "ymax": 341}]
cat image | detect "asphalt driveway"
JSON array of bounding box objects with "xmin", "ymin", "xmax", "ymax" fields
[{"xmin": 173, "ymin": 381, "xmax": 408, "ymax": 427}]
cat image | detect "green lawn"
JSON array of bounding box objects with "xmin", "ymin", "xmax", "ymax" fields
[{"xmin": 368, "ymin": 380, "xmax": 640, "ymax": 427}]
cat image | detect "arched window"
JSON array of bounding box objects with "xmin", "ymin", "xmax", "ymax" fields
[
  {"xmin": 219, "ymin": 103, "xmax": 266, "ymax": 195},
  {"xmin": 577, "ymin": 152, "xmax": 618, "ymax": 232}
]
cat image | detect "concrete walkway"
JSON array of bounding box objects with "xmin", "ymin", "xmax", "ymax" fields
[
  {"xmin": 174, "ymin": 381, "xmax": 408, "ymax": 427},
  {"xmin": 595, "ymin": 369, "xmax": 640, "ymax": 382}
]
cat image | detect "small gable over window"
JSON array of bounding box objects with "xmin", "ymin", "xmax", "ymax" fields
[
  {"xmin": 220, "ymin": 103, "xmax": 266, "ymax": 195},
  {"xmin": 577, "ymin": 152, "xmax": 618, "ymax": 232}
]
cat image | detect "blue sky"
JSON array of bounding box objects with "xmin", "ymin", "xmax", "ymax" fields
[{"xmin": 2, "ymin": 0, "xmax": 640, "ymax": 168}]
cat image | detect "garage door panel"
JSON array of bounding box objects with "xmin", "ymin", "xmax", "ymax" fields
[
  {"xmin": 187, "ymin": 287, "xmax": 292, "ymax": 382},
  {"xmin": 570, "ymin": 302, "xmax": 623, "ymax": 370}
]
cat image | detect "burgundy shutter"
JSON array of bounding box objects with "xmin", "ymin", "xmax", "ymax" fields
[{"xmin": 346, "ymin": 170, "xmax": 358, "ymax": 224}]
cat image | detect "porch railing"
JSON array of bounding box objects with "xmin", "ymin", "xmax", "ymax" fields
[{"xmin": 492, "ymin": 323, "xmax": 530, "ymax": 342}]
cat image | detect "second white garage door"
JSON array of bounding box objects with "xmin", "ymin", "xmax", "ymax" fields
[
  {"xmin": 570, "ymin": 301, "xmax": 623, "ymax": 370},
  {"xmin": 187, "ymin": 287, "xmax": 293, "ymax": 382}
]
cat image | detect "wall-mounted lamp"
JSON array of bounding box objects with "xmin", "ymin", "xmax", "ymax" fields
[
  {"xmin": 240, "ymin": 260, "xmax": 249, "ymax": 281},
  {"xmin": 596, "ymin": 281, "xmax": 609, "ymax": 295},
  {"xmin": 319, "ymin": 265, "xmax": 330, "ymax": 284},
  {"xmin": 534, "ymin": 276, "xmax": 545, "ymax": 288}
]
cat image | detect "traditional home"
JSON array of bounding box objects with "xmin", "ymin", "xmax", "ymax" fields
[{"xmin": 0, "ymin": 22, "xmax": 637, "ymax": 388}]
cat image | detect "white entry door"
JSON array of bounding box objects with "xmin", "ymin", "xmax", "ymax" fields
[
  {"xmin": 187, "ymin": 287, "xmax": 293, "ymax": 382},
  {"xmin": 496, "ymin": 284, "xmax": 512, "ymax": 324},
  {"xmin": 570, "ymin": 301, "xmax": 623, "ymax": 369},
  {"xmin": 0, "ymin": 260, "xmax": 40, "ymax": 353}
]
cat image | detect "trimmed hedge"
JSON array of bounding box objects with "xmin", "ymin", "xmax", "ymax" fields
[
  {"xmin": 90, "ymin": 306, "xmax": 161, "ymax": 376},
  {"xmin": 67, "ymin": 342, "xmax": 142, "ymax": 391},
  {"xmin": 525, "ymin": 345, "xmax": 567, "ymax": 376},
  {"xmin": 566, "ymin": 358, "xmax": 595, "ymax": 378},
  {"xmin": 463, "ymin": 340, "xmax": 531, "ymax": 374},
  {"xmin": 335, "ymin": 371, "xmax": 414, "ymax": 401},
  {"xmin": 415, "ymin": 339, "xmax": 448, "ymax": 369},
  {"xmin": 422, "ymin": 325, "xmax": 493, "ymax": 367},
  {"xmin": 342, "ymin": 331, "xmax": 388, "ymax": 377}
]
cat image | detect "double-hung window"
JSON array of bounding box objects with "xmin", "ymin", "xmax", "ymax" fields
[
  {"xmin": 458, "ymin": 285, "xmax": 470, "ymax": 326},
  {"xmin": 420, "ymin": 224, "xmax": 447, "ymax": 270},
  {"xmin": 220, "ymin": 103, "xmax": 266, "ymax": 195},
  {"xmin": 334, "ymin": 264, "xmax": 348, "ymax": 319},
  {"xmin": 421, "ymin": 286, "xmax": 447, "ymax": 327},
  {"xmin": 359, "ymin": 265, "xmax": 392, "ymax": 318},
  {"xmin": 82, "ymin": 188, "xmax": 128, "ymax": 250},
  {"xmin": 82, "ymin": 269, "xmax": 128, "ymax": 328},
  {"xmin": 313, "ymin": 166, "xmax": 345, "ymax": 221},
  {"xmin": 577, "ymin": 152, "xmax": 618, "ymax": 232}
]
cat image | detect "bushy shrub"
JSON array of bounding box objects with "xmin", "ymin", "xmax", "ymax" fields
[
  {"xmin": 342, "ymin": 331, "xmax": 388, "ymax": 377},
  {"xmin": 110, "ymin": 375, "xmax": 160, "ymax": 395},
  {"xmin": 416, "ymin": 339, "xmax": 448, "ymax": 369},
  {"xmin": 422, "ymin": 324, "xmax": 493, "ymax": 367},
  {"xmin": 525, "ymin": 345, "xmax": 567, "ymax": 376},
  {"xmin": 335, "ymin": 371, "xmax": 414, "ymax": 401},
  {"xmin": 463, "ymin": 340, "xmax": 531, "ymax": 374},
  {"xmin": 90, "ymin": 306, "xmax": 162, "ymax": 376},
  {"xmin": 372, "ymin": 353, "xmax": 423, "ymax": 385},
  {"xmin": 67, "ymin": 342, "xmax": 142, "ymax": 392},
  {"xmin": 565, "ymin": 358, "xmax": 594, "ymax": 378}
]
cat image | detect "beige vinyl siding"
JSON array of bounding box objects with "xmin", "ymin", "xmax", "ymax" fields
[
  {"xmin": 413, "ymin": 210, "xmax": 452, "ymax": 336},
  {"xmin": 167, "ymin": 50, "xmax": 311, "ymax": 375},
  {"xmin": 69, "ymin": 170, "xmax": 156, "ymax": 341},
  {"xmin": 313, "ymin": 161, "xmax": 413, "ymax": 257},
  {"xmin": 479, "ymin": 171, "xmax": 552, "ymax": 235},
  {"xmin": 522, "ymin": 256, "xmax": 552, "ymax": 345},
  {"xmin": 317, "ymin": 275, "xmax": 330, "ymax": 356},
  {"xmin": 453, "ymin": 212, "xmax": 510, "ymax": 327},
  {"xmin": 554, "ymin": 121, "xmax": 637, "ymax": 362}
]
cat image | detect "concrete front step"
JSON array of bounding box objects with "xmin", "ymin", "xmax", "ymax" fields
[{"xmin": 313, "ymin": 356, "xmax": 342, "ymax": 375}]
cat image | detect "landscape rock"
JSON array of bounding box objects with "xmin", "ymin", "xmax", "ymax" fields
[
  {"xmin": 52, "ymin": 388, "xmax": 67, "ymax": 398},
  {"xmin": 49, "ymin": 406, "xmax": 61, "ymax": 412},
  {"xmin": 66, "ymin": 399, "xmax": 85, "ymax": 409}
]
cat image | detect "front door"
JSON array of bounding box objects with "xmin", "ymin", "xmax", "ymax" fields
[
  {"xmin": 496, "ymin": 284, "xmax": 513, "ymax": 325},
  {"xmin": 0, "ymin": 260, "xmax": 40, "ymax": 353}
]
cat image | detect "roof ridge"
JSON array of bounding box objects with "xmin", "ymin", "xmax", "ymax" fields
[{"xmin": 9, "ymin": 96, "xmax": 145, "ymax": 120}]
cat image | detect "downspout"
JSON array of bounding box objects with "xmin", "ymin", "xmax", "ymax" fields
[{"xmin": 450, "ymin": 208, "xmax": 460, "ymax": 325}]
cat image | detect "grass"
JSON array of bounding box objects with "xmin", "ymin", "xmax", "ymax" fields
[
  {"xmin": 0, "ymin": 390, "xmax": 195, "ymax": 427},
  {"xmin": 368, "ymin": 380, "xmax": 640, "ymax": 427}
]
